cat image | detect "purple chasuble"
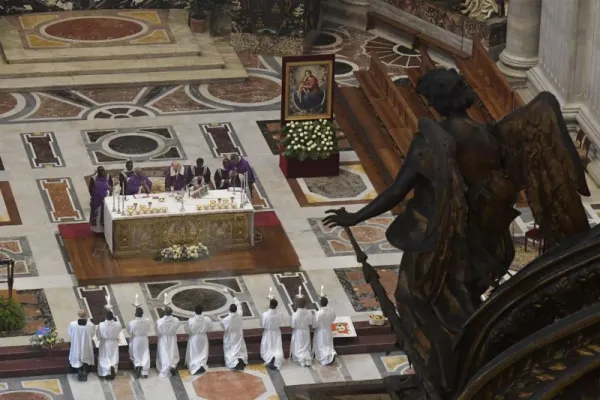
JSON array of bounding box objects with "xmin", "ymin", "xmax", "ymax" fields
[
  {"xmin": 165, "ymin": 167, "xmax": 186, "ymax": 191},
  {"xmin": 126, "ymin": 175, "xmax": 152, "ymax": 195},
  {"xmin": 90, "ymin": 176, "xmax": 111, "ymax": 232},
  {"xmin": 226, "ymin": 158, "xmax": 255, "ymax": 184}
]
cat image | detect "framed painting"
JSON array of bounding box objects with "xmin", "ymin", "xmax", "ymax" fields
[{"xmin": 281, "ymin": 54, "xmax": 335, "ymax": 122}]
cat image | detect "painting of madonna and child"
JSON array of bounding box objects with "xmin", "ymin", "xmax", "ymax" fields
[{"xmin": 282, "ymin": 54, "xmax": 335, "ymax": 121}]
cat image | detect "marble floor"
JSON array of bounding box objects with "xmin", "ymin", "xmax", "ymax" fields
[{"xmin": 1, "ymin": 17, "xmax": 599, "ymax": 400}]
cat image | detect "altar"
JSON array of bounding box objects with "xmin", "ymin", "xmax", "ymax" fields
[{"xmin": 103, "ymin": 189, "xmax": 255, "ymax": 258}]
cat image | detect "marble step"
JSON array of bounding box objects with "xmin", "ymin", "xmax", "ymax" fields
[
  {"xmin": 0, "ymin": 68, "xmax": 249, "ymax": 91},
  {"xmin": 0, "ymin": 56, "xmax": 226, "ymax": 78},
  {"xmin": 3, "ymin": 43, "xmax": 202, "ymax": 64}
]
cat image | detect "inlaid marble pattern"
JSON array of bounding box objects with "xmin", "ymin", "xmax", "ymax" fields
[
  {"xmin": 81, "ymin": 126, "xmax": 185, "ymax": 164},
  {"xmin": 0, "ymin": 375, "xmax": 73, "ymax": 399},
  {"xmin": 256, "ymin": 119, "xmax": 352, "ymax": 155},
  {"xmin": 370, "ymin": 352, "xmax": 412, "ymax": 377},
  {"xmin": 0, "ymin": 236, "xmax": 37, "ymax": 278},
  {"xmin": 0, "ymin": 289, "xmax": 54, "ymax": 338},
  {"xmin": 20, "ymin": 131, "xmax": 65, "ymax": 168},
  {"xmin": 9, "ymin": 10, "xmax": 176, "ymax": 50},
  {"xmin": 0, "ymin": 182, "xmax": 22, "ymax": 226},
  {"xmin": 141, "ymin": 277, "xmax": 257, "ymax": 322},
  {"xmin": 335, "ymin": 266, "xmax": 399, "ymax": 312},
  {"xmin": 271, "ymin": 272, "xmax": 319, "ymax": 314},
  {"xmin": 287, "ymin": 161, "xmax": 377, "ymax": 207},
  {"xmin": 179, "ymin": 365, "xmax": 279, "ymax": 400},
  {"xmin": 199, "ymin": 122, "xmax": 246, "ymax": 158},
  {"xmin": 36, "ymin": 177, "xmax": 84, "ymax": 223},
  {"xmin": 308, "ymin": 216, "xmax": 400, "ymax": 257}
]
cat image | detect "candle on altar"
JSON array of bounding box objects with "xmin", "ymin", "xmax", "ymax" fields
[
  {"xmin": 320, "ymin": 285, "xmax": 325, "ymax": 297},
  {"xmin": 112, "ymin": 190, "xmax": 116, "ymax": 210}
]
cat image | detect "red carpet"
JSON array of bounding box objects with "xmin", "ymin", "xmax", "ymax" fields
[
  {"xmin": 58, "ymin": 222, "xmax": 92, "ymax": 239},
  {"xmin": 255, "ymin": 211, "xmax": 281, "ymax": 227}
]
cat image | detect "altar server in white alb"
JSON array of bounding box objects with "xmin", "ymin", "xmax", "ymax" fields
[
  {"xmin": 68, "ymin": 309, "xmax": 96, "ymax": 381},
  {"xmin": 185, "ymin": 304, "xmax": 213, "ymax": 375},
  {"xmin": 260, "ymin": 298, "xmax": 284, "ymax": 370},
  {"xmin": 221, "ymin": 294, "xmax": 248, "ymax": 370},
  {"xmin": 156, "ymin": 307, "xmax": 181, "ymax": 377},
  {"xmin": 128, "ymin": 308, "xmax": 152, "ymax": 379},
  {"xmin": 290, "ymin": 296, "xmax": 315, "ymax": 367},
  {"xmin": 97, "ymin": 311, "xmax": 123, "ymax": 380},
  {"xmin": 313, "ymin": 296, "xmax": 337, "ymax": 365}
]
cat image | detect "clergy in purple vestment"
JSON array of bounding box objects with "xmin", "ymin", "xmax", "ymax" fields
[
  {"xmin": 165, "ymin": 161, "xmax": 186, "ymax": 192},
  {"xmin": 126, "ymin": 169, "xmax": 152, "ymax": 195},
  {"xmin": 227, "ymin": 154, "xmax": 255, "ymax": 198},
  {"xmin": 90, "ymin": 167, "xmax": 112, "ymax": 233}
]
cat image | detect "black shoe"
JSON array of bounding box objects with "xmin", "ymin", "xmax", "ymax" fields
[
  {"xmin": 170, "ymin": 367, "xmax": 177, "ymax": 376},
  {"xmin": 268, "ymin": 358, "xmax": 276, "ymax": 370},
  {"xmin": 109, "ymin": 366, "xmax": 116, "ymax": 380},
  {"xmin": 77, "ymin": 365, "xmax": 88, "ymax": 382},
  {"xmin": 234, "ymin": 358, "xmax": 245, "ymax": 371},
  {"xmin": 195, "ymin": 366, "xmax": 206, "ymax": 375}
]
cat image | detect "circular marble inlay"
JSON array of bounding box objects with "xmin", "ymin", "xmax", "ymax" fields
[
  {"xmin": 334, "ymin": 61, "xmax": 354, "ymax": 76},
  {"xmin": 171, "ymin": 288, "xmax": 228, "ymax": 313},
  {"xmin": 305, "ymin": 169, "xmax": 366, "ymax": 199},
  {"xmin": 193, "ymin": 371, "xmax": 266, "ymax": 400},
  {"xmin": 204, "ymin": 75, "xmax": 280, "ymax": 105},
  {"xmin": 0, "ymin": 93, "xmax": 17, "ymax": 115},
  {"xmin": 44, "ymin": 17, "xmax": 145, "ymax": 42},
  {"xmin": 108, "ymin": 136, "xmax": 159, "ymax": 155},
  {"xmin": 87, "ymin": 105, "xmax": 155, "ymax": 120},
  {"xmin": 0, "ymin": 392, "xmax": 52, "ymax": 400},
  {"xmin": 339, "ymin": 225, "xmax": 385, "ymax": 243},
  {"xmin": 314, "ymin": 33, "xmax": 337, "ymax": 46}
]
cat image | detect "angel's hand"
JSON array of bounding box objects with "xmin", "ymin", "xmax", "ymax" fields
[{"xmin": 323, "ymin": 208, "xmax": 358, "ymax": 228}]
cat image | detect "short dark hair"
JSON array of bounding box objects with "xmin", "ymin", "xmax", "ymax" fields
[
  {"xmin": 196, "ymin": 157, "xmax": 204, "ymax": 165},
  {"xmin": 229, "ymin": 303, "xmax": 237, "ymax": 313},
  {"xmin": 296, "ymin": 297, "xmax": 307, "ymax": 309},
  {"xmin": 164, "ymin": 307, "xmax": 173, "ymax": 316},
  {"xmin": 135, "ymin": 308, "xmax": 143, "ymax": 318},
  {"xmin": 195, "ymin": 304, "xmax": 203, "ymax": 315},
  {"xmin": 320, "ymin": 297, "xmax": 328, "ymax": 307},
  {"xmin": 126, "ymin": 161, "xmax": 133, "ymax": 167},
  {"xmin": 269, "ymin": 299, "xmax": 278, "ymax": 309},
  {"xmin": 106, "ymin": 311, "xmax": 114, "ymax": 321},
  {"xmin": 416, "ymin": 68, "xmax": 475, "ymax": 117}
]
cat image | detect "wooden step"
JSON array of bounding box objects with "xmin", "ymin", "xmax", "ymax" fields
[
  {"xmin": 0, "ymin": 68, "xmax": 248, "ymax": 91},
  {"xmin": 0, "ymin": 56, "xmax": 226, "ymax": 78}
]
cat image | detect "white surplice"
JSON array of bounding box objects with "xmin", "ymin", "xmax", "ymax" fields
[
  {"xmin": 185, "ymin": 315, "xmax": 213, "ymax": 374},
  {"xmin": 68, "ymin": 319, "xmax": 96, "ymax": 369},
  {"xmin": 155, "ymin": 315, "xmax": 181, "ymax": 378},
  {"xmin": 128, "ymin": 317, "xmax": 152, "ymax": 376},
  {"xmin": 260, "ymin": 309, "xmax": 284, "ymax": 369},
  {"xmin": 313, "ymin": 306, "xmax": 337, "ymax": 365},
  {"xmin": 220, "ymin": 297, "xmax": 248, "ymax": 369},
  {"xmin": 290, "ymin": 308, "xmax": 315, "ymax": 366},
  {"xmin": 97, "ymin": 319, "xmax": 123, "ymax": 376}
]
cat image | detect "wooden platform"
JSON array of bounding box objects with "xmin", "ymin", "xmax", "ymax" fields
[{"xmin": 66, "ymin": 220, "xmax": 300, "ymax": 285}]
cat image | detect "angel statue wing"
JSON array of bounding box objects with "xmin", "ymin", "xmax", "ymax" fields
[{"xmin": 491, "ymin": 91, "xmax": 590, "ymax": 248}]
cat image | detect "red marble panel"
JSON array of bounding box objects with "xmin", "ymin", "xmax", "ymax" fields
[{"xmin": 44, "ymin": 17, "xmax": 144, "ymax": 41}]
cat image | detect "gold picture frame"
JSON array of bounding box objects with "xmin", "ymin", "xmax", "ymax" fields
[{"xmin": 282, "ymin": 54, "xmax": 335, "ymax": 122}]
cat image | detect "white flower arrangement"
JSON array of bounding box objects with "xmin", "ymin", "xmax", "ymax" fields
[
  {"xmin": 30, "ymin": 327, "xmax": 64, "ymax": 350},
  {"xmin": 155, "ymin": 243, "xmax": 209, "ymax": 262},
  {"xmin": 281, "ymin": 119, "xmax": 339, "ymax": 161}
]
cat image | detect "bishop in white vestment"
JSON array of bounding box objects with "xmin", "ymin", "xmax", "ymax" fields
[
  {"xmin": 128, "ymin": 308, "xmax": 152, "ymax": 379},
  {"xmin": 221, "ymin": 297, "xmax": 248, "ymax": 370},
  {"xmin": 97, "ymin": 311, "xmax": 122, "ymax": 380},
  {"xmin": 260, "ymin": 299, "xmax": 284, "ymax": 370},
  {"xmin": 313, "ymin": 297, "xmax": 337, "ymax": 365},
  {"xmin": 290, "ymin": 297, "xmax": 315, "ymax": 367},
  {"xmin": 68, "ymin": 309, "xmax": 96, "ymax": 381},
  {"xmin": 185, "ymin": 304, "xmax": 213, "ymax": 374},
  {"xmin": 156, "ymin": 307, "xmax": 181, "ymax": 377}
]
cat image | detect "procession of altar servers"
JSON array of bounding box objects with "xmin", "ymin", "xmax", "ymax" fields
[{"xmin": 66, "ymin": 294, "xmax": 338, "ymax": 381}]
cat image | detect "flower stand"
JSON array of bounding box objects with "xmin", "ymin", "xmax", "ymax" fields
[{"xmin": 279, "ymin": 152, "xmax": 340, "ymax": 179}]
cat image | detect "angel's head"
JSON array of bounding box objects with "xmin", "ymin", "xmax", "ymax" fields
[{"xmin": 416, "ymin": 68, "xmax": 475, "ymax": 118}]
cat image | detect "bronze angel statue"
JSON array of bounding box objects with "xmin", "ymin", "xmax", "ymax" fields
[{"xmin": 323, "ymin": 68, "xmax": 590, "ymax": 399}]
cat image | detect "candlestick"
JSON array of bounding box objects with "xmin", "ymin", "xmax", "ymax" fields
[
  {"xmin": 112, "ymin": 187, "xmax": 116, "ymax": 212},
  {"xmin": 104, "ymin": 294, "xmax": 112, "ymax": 310},
  {"xmin": 164, "ymin": 293, "xmax": 168, "ymax": 305},
  {"xmin": 320, "ymin": 285, "xmax": 325, "ymax": 297},
  {"xmin": 298, "ymin": 285, "xmax": 302, "ymax": 297},
  {"xmin": 132, "ymin": 293, "xmax": 141, "ymax": 307},
  {"xmin": 267, "ymin": 286, "xmax": 274, "ymax": 300}
]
